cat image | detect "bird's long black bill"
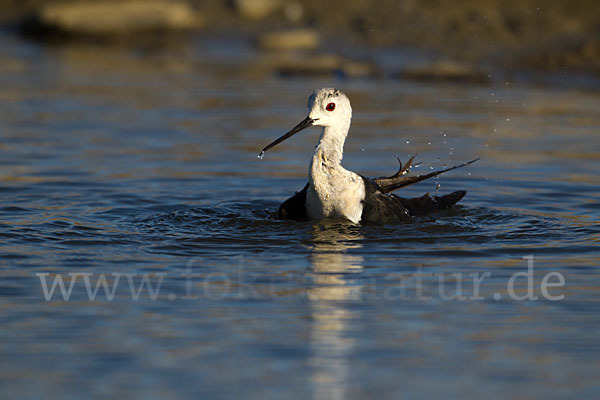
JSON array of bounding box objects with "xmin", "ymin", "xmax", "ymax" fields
[{"xmin": 258, "ymin": 116, "xmax": 314, "ymax": 159}]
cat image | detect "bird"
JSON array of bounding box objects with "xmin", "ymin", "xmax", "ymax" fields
[{"xmin": 258, "ymin": 88, "xmax": 479, "ymax": 224}]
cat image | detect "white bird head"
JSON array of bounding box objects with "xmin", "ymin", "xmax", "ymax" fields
[
  {"xmin": 307, "ymin": 88, "xmax": 352, "ymax": 128},
  {"xmin": 259, "ymin": 88, "xmax": 352, "ymax": 159}
]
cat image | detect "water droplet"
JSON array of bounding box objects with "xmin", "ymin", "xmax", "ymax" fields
[
  {"xmin": 258, "ymin": 151, "xmax": 265, "ymax": 160},
  {"xmin": 506, "ymin": 118, "xmax": 510, "ymax": 122},
  {"xmin": 406, "ymin": 140, "xmax": 410, "ymax": 144},
  {"xmin": 361, "ymin": 148, "xmax": 365, "ymax": 152},
  {"xmin": 428, "ymin": 141, "xmax": 431, "ymax": 145}
]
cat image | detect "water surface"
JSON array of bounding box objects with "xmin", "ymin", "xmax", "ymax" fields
[{"xmin": 1, "ymin": 33, "xmax": 599, "ymax": 399}]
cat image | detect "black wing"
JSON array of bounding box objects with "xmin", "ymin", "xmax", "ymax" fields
[
  {"xmin": 375, "ymin": 156, "xmax": 480, "ymax": 193},
  {"xmin": 397, "ymin": 190, "xmax": 466, "ymax": 216},
  {"xmin": 360, "ymin": 177, "xmax": 467, "ymax": 223},
  {"xmin": 278, "ymin": 183, "xmax": 308, "ymax": 220}
]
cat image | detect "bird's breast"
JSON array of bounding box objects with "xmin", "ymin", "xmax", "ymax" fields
[{"xmin": 307, "ymin": 164, "xmax": 365, "ymax": 223}]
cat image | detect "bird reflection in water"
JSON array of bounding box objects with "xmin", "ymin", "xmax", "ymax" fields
[{"xmin": 307, "ymin": 222, "xmax": 364, "ymax": 400}]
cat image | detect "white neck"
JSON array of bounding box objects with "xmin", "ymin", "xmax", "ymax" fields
[
  {"xmin": 311, "ymin": 122, "xmax": 349, "ymax": 168},
  {"xmin": 306, "ymin": 121, "xmax": 365, "ymax": 223}
]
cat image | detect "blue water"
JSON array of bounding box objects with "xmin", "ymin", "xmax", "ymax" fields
[{"xmin": 1, "ymin": 33, "xmax": 599, "ymax": 399}]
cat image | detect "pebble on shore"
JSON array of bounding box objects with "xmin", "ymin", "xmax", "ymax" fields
[
  {"xmin": 399, "ymin": 60, "xmax": 489, "ymax": 84},
  {"xmin": 258, "ymin": 29, "xmax": 320, "ymax": 51},
  {"xmin": 31, "ymin": 1, "xmax": 203, "ymax": 36},
  {"xmin": 272, "ymin": 53, "xmax": 378, "ymax": 78},
  {"xmin": 234, "ymin": 0, "xmax": 282, "ymax": 20}
]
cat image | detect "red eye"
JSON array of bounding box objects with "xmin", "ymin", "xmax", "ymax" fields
[{"xmin": 326, "ymin": 102, "xmax": 336, "ymax": 111}]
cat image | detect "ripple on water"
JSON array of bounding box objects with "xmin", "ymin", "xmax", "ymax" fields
[{"xmin": 122, "ymin": 198, "xmax": 595, "ymax": 265}]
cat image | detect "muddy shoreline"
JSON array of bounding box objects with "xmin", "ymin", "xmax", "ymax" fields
[{"xmin": 1, "ymin": 0, "xmax": 599, "ymax": 79}]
